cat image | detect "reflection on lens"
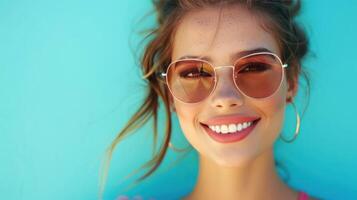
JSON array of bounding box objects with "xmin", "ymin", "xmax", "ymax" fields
[
  {"xmin": 234, "ymin": 54, "xmax": 282, "ymax": 98},
  {"xmin": 167, "ymin": 60, "xmax": 215, "ymax": 103}
]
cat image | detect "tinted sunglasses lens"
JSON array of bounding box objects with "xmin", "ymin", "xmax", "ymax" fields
[
  {"xmin": 234, "ymin": 54, "xmax": 283, "ymax": 98},
  {"xmin": 167, "ymin": 60, "xmax": 214, "ymax": 103}
]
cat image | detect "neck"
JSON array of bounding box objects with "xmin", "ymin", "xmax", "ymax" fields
[{"xmin": 183, "ymin": 149, "xmax": 298, "ymax": 200}]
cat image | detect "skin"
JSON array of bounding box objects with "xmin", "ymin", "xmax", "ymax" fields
[{"xmin": 169, "ymin": 4, "xmax": 307, "ymax": 200}]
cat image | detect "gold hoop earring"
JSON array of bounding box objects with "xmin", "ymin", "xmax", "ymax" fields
[
  {"xmin": 168, "ymin": 141, "xmax": 191, "ymax": 152},
  {"xmin": 280, "ymin": 101, "xmax": 301, "ymax": 143}
]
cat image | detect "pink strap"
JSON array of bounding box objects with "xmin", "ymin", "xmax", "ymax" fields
[{"xmin": 298, "ymin": 191, "xmax": 309, "ymax": 200}]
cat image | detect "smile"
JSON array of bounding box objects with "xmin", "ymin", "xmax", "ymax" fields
[
  {"xmin": 208, "ymin": 122, "xmax": 253, "ymax": 134},
  {"xmin": 200, "ymin": 115, "xmax": 261, "ymax": 143}
]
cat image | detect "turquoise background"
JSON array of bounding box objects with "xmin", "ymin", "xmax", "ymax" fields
[{"xmin": 1, "ymin": 0, "xmax": 356, "ymax": 199}]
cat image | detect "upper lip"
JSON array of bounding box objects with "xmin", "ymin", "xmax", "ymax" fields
[{"xmin": 200, "ymin": 114, "xmax": 260, "ymax": 126}]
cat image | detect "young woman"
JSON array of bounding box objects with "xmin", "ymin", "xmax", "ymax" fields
[{"xmin": 101, "ymin": 0, "xmax": 319, "ymax": 199}]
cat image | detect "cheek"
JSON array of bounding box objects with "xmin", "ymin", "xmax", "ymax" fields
[
  {"xmin": 173, "ymin": 100, "xmax": 207, "ymax": 151},
  {"xmin": 256, "ymin": 80, "xmax": 288, "ymax": 142},
  {"xmin": 174, "ymin": 101, "xmax": 198, "ymax": 131}
]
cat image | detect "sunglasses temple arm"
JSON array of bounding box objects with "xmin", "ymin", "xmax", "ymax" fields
[
  {"xmin": 154, "ymin": 71, "xmax": 167, "ymax": 78},
  {"xmin": 160, "ymin": 73, "xmax": 167, "ymax": 77},
  {"xmin": 155, "ymin": 72, "xmax": 168, "ymax": 84}
]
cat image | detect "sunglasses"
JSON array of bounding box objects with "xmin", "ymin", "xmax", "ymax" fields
[{"xmin": 158, "ymin": 52, "xmax": 288, "ymax": 103}]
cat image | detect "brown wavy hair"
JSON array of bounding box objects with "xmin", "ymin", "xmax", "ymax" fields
[{"xmin": 99, "ymin": 0, "xmax": 309, "ymax": 198}]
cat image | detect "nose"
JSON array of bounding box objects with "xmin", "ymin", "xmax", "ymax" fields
[{"xmin": 209, "ymin": 68, "xmax": 244, "ymax": 109}]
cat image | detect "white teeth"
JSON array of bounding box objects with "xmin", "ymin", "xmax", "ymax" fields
[
  {"xmin": 208, "ymin": 121, "xmax": 254, "ymax": 134},
  {"xmin": 228, "ymin": 124, "xmax": 237, "ymax": 133},
  {"xmin": 221, "ymin": 125, "xmax": 228, "ymax": 134},
  {"xmin": 215, "ymin": 125, "xmax": 221, "ymax": 133},
  {"xmin": 237, "ymin": 123, "xmax": 242, "ymax": 131}
]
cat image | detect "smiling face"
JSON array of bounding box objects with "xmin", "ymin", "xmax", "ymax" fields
[{"xmin": 170, "ymin": 5, "xmax": 295, "ymax": 167}]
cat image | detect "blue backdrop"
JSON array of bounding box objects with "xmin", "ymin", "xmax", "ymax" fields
[{"xmin": 1, "ymin": 0, "xmax": 356, "ymax": 200}]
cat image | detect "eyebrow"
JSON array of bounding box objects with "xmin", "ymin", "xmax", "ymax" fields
[{"xmin": 178, "ymin": 47, "xmax": 274, "ymax": 62}]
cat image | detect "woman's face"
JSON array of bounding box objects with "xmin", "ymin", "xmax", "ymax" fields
[{"xmin": 170, "ymin": 5, "xmax": 295, "ymax": 167}]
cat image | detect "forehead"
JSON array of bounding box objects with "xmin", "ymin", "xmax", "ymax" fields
[{"xmin": 172, "ymin": 5, "xmax": 280, "ymax": 63}]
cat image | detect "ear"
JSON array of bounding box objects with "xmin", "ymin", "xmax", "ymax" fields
[{"xmin": 286, "ymin": 76, "xmax": 298, "ymax": 103}]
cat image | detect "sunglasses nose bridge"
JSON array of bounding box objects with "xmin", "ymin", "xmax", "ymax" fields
[
  {"xmin": 213, "ymin": 65, "xmax": 235, "ymax": 82},
  {"xmin": 214, "ymin": 65, "xmax": 235, "ymax": 70},
  {"xmin": 212, "ymin": 65, "xmax": 241, "ymax": 94}
]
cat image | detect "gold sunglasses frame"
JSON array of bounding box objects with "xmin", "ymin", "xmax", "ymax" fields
[{"xmin": 159, "ymin": 52, "xmax": 288, "ymax": 104}]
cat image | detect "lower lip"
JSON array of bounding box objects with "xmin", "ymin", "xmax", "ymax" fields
[{"xmin": 201, "ymin": 120, "xmax": 259, "ymax": 144}]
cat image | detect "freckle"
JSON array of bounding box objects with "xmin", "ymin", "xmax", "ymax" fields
[
  {"xmin": 222, "ymin": 12, "xmax": 235, "ymax": 26},
  {"xmin": 194, "ymin": 17, "xmax": 212, "ymax": 26},
  {"xmin": 196, "ymin": 19, "xmax": 203, "ymax": 25}
]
